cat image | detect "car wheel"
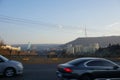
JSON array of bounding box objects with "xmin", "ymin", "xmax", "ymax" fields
[
  {"xmin": 4, "ymin": 68, "xmax": 15, "ymax": 77},
  {"xmin": 79, "ymin": 75, "xmax": 94, "ymax": 80}
]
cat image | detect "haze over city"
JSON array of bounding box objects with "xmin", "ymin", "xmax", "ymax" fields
[{"xmin": 0, "ymin": 0, "xmax": 120, "ymax": 44}]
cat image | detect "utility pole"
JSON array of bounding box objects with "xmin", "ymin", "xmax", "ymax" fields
[{"xmin": 85, "ymin": 27, "xmax": 87, "ymax": 38}]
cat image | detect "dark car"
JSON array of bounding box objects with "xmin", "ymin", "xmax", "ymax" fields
[{"xmin": 56, "ymin": 57, "xmax": 120, "ymax": 80}]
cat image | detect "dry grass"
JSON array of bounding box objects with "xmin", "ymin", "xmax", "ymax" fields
[
  {"xmin": 4, "ymin": 55, "xmax": 120, "ymax": 64},
  {"xmin": 7, "ymin": 56, "xmax": 75, "ymax": 64}
]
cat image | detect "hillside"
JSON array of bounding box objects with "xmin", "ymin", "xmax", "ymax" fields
[{"xmin": 64, "ymin": 36, "xmax": 120, "ymax": 47}]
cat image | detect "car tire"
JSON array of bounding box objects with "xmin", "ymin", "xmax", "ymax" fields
[
  {"xmin": 79, "ymin": 75, "xmax": 94, "ymax": 80},
  {"xmin": 4, "ymin": 68, "xmax": 15, "ymax": 77}
]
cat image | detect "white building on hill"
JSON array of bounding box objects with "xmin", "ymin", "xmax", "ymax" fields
[
  {"xmin": 66, "ymin": 43, "xmax": 100, "ymax": 54},
  {"xmin": 1, "ymin": 45, "xmax": 21, "ymax": 51}
]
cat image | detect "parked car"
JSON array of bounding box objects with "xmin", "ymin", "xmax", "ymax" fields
[
  {"xmin": 0, "ymin": 55, "xmax": 23, "ymax": 77},
  {"xmin": 56, "ymin": 57, "xmax": 120, "ymax": 80}
]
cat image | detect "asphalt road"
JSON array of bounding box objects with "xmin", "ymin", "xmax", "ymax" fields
[
  {"xmin": 0, "ymin": 64, "xmax": 57, "ymax": 80},
  {"xmin": 0, "ymin": 64, "xmax": 120, "ymax": 80}
]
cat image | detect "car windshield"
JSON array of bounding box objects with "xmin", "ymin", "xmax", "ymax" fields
[{"xmin": 0, "ymin": 55, "xmax": 9, "ymax": 61}]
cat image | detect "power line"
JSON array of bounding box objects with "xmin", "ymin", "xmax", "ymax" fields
[
  {"xmin": 0, "ymin": 14, "xmax": 87, "ymax": 35},
  {"xmin": 0, "ymin": 14, "xmax": 57, "ymax": 27},
  {"xmin": 0, "ymin": 14, "xmax": 83, "ymax": 29}
]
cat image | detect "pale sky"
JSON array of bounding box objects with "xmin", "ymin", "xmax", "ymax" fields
[{"xmin": 0, "ymin": 0, "xmax": 120, "ymax": 44}]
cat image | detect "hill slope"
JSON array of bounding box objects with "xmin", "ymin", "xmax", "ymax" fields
[{"xmin": 64, "ymin": 36, "xmax": 120, "ymax": 47}]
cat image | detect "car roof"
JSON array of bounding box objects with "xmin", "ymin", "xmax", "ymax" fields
[
  {"xmin": 66, "ymin": 57, "xmax": 104, "ymax": 65},
  {"xmin": 75, "ymin": 57, "xmax": 106, "ymax": 60}
]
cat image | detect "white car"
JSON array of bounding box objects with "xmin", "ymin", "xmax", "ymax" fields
[{"xmin": 0, "ymin": 55, "xmax": 23, "ymax": 77}]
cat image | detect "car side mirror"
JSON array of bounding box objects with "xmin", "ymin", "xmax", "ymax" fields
[{"xmin": 113, "ymin": 66, "xmax": 119, "ymax": 70}]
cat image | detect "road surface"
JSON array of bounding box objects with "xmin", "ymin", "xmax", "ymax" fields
[{"xmin": 0, "ymin": 64, "xmax": 120, "ymax": 80}]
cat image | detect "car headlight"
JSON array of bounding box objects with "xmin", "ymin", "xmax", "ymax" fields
[{"xmin": 17, "ymin": 63, "xmax": 23, "ymax": 68}]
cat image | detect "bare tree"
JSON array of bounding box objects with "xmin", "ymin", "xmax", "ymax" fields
[{"xmin": 0, "ymin": 40, "xmax": 5, "ymax": 46}]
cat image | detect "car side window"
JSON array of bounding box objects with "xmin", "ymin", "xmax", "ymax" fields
[
  {"xmin": 0, "ymin": 58, "xmax": 4, "ymax": 63},
  {"xmin": 86, "ymin": 60, "xmax": 115, "ymax": 67}
]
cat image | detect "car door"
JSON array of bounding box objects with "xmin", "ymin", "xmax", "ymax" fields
[
  {"xmin": 86, "ymin": 60, "xmax": 120, "ymax": 78},
  {"xmin": 0, "ymin": 57, "xmax": 5, "ymax": 74}
]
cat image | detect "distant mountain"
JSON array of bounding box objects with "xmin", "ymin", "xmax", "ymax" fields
[
  {"xmin": 64, "ymin": 36, "xmax": 120, "ymax": 47},
  {"xmin": 12, "ymin": 44, "xmax": 61, "ymax": 51}
]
